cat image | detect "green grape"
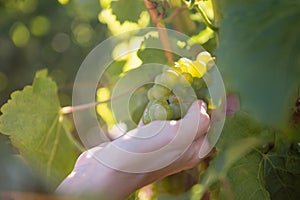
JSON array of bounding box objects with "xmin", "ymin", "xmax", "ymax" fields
[
  {"xmin": 190, "ymin": 60, "xmax": 206, "ymax": 78},
  {"xmin": 203, "ymin": 72, "xmax": 212, "ymax": 87},
  {"xmin": 196, "ymin": 51, "xmax": 212, "ymax": 63},
  {"xmin": 151, "ymin": 84, "xmax": 171, "ymax": 100},
  {"xmin": 142, "ymin": 110, "xmax": 151, "ymax": 124},
  {"xmin": 154, "ymin": 74, "xmax": 162, "ymax": 84},
  {"xmin": 180, "ymin": 101, "xmax": 193, "ymax": 117},
  {"xmin": 159, "ymin": 69, "xmax": 179, "ymax": 89},
  {"xmin": 148, "ymin": 100, "xmax": 173, "ymax": 121},
  {"xmin": 196, "ymin": 87, "xmax": 209, "ymax": 102},
  {"xmin": 170, "ymin": 66, "xmax": 182, "ymax": 73},
  {"xmin": 147, "ymin": 87, "xmax": 155, "ymax": 100},
  {"xmin": 182, "ymin": 95, "xmax": 197, "ymax": 105},
  {"xmin": 181, "ymin": 72, "xmax": 193, "ymax": 84},
  {"xmin": 142, "ymin": 55, "xmax": 212, "ymax": 124},
  {"xmin": 169, "ymin": 102, "xmax": 181, "ymax": 119},
  {"xmin": 168, "ymin": 94, "xmax": 179, "ymax": 104},
  {"xmin": 206, "ymin": 59, "xmax": 215, "ymax": 71},
  {"xmin": 192, "ymin": 77, "xmax": 204, "ymax": 91},
  {"xmin": 153, "ymin": 169, "xmax": 198, "ymax": 195},
  {"xmin": 172, "ymin": 84, "xmax": 189, "ymax": 100}
]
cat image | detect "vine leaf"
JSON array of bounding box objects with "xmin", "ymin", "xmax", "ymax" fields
[
  {"xmin": 217, "ymin": 0, "xmax": 300, "ymax": 127},
  {"xmin": 200, "ymin": 112, "xmax": 300, "ymax": 199},
  {"xmin": 264, "ymin": 145, "xmax": 300, "ymax": 200},
  {"xmin": 137, "ymin": 35, "xmax": 198, "ymax": 64},
  {"xmin": 197, "ymin": 112, "xmax": 271, "ymax": 199},
  {"xmin": 111, "ymin": 0, "xmax": 145, "ymax": 23},
  {"xmin": 0, "ymin": 69, "xmax": 81, "ymax": 189},
  {"xmin": 137, "ymin": 35, "xmax": 169, "ymax": 64},
  {"xmin": 218, "ymin": 151, "xmax": 271, "ymax": 200}
]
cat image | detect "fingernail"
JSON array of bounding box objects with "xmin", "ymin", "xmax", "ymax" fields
[{"xmin": 198, "ymin": 100, "xmax": 207, "ymax": 111}]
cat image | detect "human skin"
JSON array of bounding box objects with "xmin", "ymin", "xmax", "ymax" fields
[{"xmin": 56, "ymin": 100, "xmax": 210, "ymax": 199}]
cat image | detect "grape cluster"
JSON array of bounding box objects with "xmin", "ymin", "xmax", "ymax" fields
[{"xmin": 142, "ymin": 51, "xmax": 214, "ymax": 124}]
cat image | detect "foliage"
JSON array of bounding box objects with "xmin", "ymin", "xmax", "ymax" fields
[
  {"xmin": 0, "ymin": 70, "xmax": 81, "ymax": 189},
  {"xmin": 0, "ymin": 0, "xmax": 105, "ymax": 106},
  {"xmin": 217, "ymin": 0, "xmax": 300, "ymax": 127},
  {"xmin": 111, "ymin": 0, "xmax": 146, "ymax": 23},
  {"xmin": 0, "ymin": 0, "xmax": 300, "ymax": 199}
]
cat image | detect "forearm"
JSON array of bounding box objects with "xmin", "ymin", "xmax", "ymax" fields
[{"xmin": 56, "ymin": 161, "xmax": 154, "ymax": 199}]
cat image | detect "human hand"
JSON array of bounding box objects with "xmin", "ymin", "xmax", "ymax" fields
[{"xmin": 56, "ymin": 100, "xmax": 210, "ymax": 199}]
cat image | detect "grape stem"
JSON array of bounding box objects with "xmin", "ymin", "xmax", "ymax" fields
[
  {"xmin": 60, "ymin": 91, "xmax": 127, "ymax": 114},
  {"xmin": 194, "ymin": 5, "xmax": 219, "ymax": 31},
  {"xmin": 143, "ymin": 0, "xmax": 174, "ymax": 62}
]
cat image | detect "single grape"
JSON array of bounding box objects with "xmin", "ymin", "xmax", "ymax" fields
[
  {"xmin": 151, "ymin": 84, "xmax": 171, "ymax": 100},
  {"xmin": 189, "ymin": 60, "xmax": 206, "ymax": 78},
  {"xmin": 148, "ymin": 101, "xmax": 173, "ymax": 121},
  {"xmin": 172, "ymin": 84, "xmax": 189, "ymax": 100},
  {"xmin": 196, "ymin": 87, "xmax": 209, "ymax": 102},
  {"xmin": 181, "ymin": 72, "xmax": 193, "ymax": 84},
  {"xmin": 142, "ymin": 110, "xmax": 151, "ymax": 124},
  {"xmin": 147, "ymin": 87, "xmax": 155, "ymax": 100},
  {"xmin": 168, "ymin": 94, "xmax": 179, "ymax": 104},
  {"xmin": 196, "ymin": 51, "xmax": 212, "ymax": 63},
  {"xmin": 169, "ymin": 102, "xmax": 181, "ymax": 119},
  {"xmin": 192, "ymin": 77, "xmax": 204, "ymax": 91},
  {"xmin": 177, "ymin": 58, "xmax": 192, "ymax": 73},
  {"xmin": 170, "ymin": 66, "xmax": 182, "ymax": 73},
  {"xmin": 154, "ymin": 74, "xmax": 162, "ymax": 84},
  {"xmin": 159, "ymin": 69, "xmax": 179, "ymax": 89},
  {"xmin": 206, "ymin": 59, "xmax": 216, "ymax": 71},
  {"xmin": 203, "ymin": 72, "xmax": 212, "ymax": 87}
]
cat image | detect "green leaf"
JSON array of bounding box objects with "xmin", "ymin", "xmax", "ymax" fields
[
  {"xmin": 215, "ymin": 111, "xmax": 268, "ymax": 149},
  {"xmin": 264, "ymin": 144, "xmax": 300, "ymax": 199},
  {"xmin": 218, "ymin": 152, "xmax": 270, "ymax": 200},
  {"xmin": 217, "ymin": 0, "xmax": 300, "ymax": 127},
  {"xmin": 111, "ymin": 0, "xmax": 145, "ymax": 23},
  {"xmin": 199, "ymin": 112, "xmax": 274, "ymax": 199},
  {"xmin": 0, "ymin": 69, "xmax": 81, "ymax": 189},
  {"xmin": 137, "ymin": 35, "xmax": 169, "ymax": 64},
  {"xmin": 137, "ymin": 35, "xmax": 195, "ymax": 64},
  {"xmin": 217, "ymin": 143, "xmax": 300, "ymax": 200},
  {"xmin": 201, "ymin": 111, "xmax": 300, "ymax": 199}
]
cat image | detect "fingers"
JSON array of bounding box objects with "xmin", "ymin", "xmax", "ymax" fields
[
  {"xmin": 74, "ymin": 142, "xmax": 110, "ymax": 168},
  {"xmin": 182, "ymin": 100, "xmax": 210, "ymax": 140}
]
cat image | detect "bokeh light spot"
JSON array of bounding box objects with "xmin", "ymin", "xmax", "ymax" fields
[
  {"xmin": 72, "ymin": 23, "xmax": 94, "ymax": 47},
  {"xmin": 18, "ymin": 0, "xmax": 38, "ymax": 13},
  {"xmin": 30, "ymin": 16, "xmax": 51, "ymax": 36},
  {"xmin": 97, "ymin": 87, "xmax": 115, "ymax": 129},
  {"xmin": 10, "ymin": 22, "xmax": 30, "ymax": 47},
  {"xmin": 51, "ymin": 33, "xmax": 71, "ymax": 52},
  {"xmin": 58, "ymin": 0, "xmax": 69, "ymax": 5}
]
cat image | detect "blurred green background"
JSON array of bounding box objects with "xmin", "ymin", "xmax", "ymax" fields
[{"xmin": 0, "ymin": 0, "xmax": 108, "ymax": 107}]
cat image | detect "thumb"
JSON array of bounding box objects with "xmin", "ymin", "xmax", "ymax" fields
[{"xmin": 182, "ymin": 100, "xmax": 210, "ymax": 139}]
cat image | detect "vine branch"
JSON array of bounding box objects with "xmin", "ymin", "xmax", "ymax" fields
[
  {"xmin": 60, "ymin": 92, "xmax": 127, "ymax": 114},
  {"xmin": 144, "ymin": 0, "xmax": 174, "ymax": 62}
]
